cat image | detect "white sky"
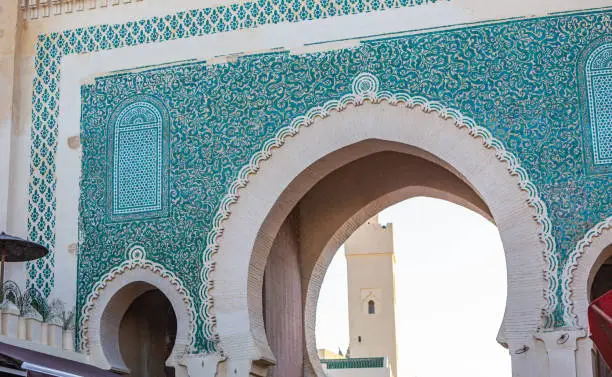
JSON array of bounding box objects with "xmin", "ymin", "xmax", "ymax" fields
[{"xmin": 316, "ymin": 197, "xmax": 511, "ymax": 377}]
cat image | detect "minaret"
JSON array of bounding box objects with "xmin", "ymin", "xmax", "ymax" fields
[{"xmin": 344, "ymin": 215, "xmax": 398, "ymax": 377}]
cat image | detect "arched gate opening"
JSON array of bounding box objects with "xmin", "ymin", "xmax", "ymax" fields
[
  {"xmin": 119, "ymin": 288, "xmax": 178, "ymax": 377},
  {"xmin": 212, "ymin": 100, "xmax": 549, "ymax": 377},
  {"xmin": 260, "ymin": 148, "xmax": 500, "ymax": 377}
]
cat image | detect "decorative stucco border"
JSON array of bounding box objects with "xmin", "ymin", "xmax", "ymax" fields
[
  {"xmin": 79, "ymin": 245, "xmax": 197, "ymax": 353},
  {"xmin": 561, "ymin": 216, "xmax": 612, "ymax": 327},
  {"xmin": 203, "ymin": 72, "xmax": 559, "ymax": 338}
]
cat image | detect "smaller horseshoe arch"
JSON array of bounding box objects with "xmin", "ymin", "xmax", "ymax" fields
[{"xmin": 80, "ymin": 246, "xmax": 196, "ymax": 373}]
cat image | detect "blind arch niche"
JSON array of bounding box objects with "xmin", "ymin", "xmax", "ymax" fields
[
  {"xmin": 107, "ymin": 97, "xmax": 169, "ymax": 221},
  {"xmin": 581, "ymin": 39, "xmax": 612, "ymax": 174}
]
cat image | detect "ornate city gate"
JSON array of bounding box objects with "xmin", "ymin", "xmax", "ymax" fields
[{"xmin": 1, "ymin": 1, "xmax": 612, "ymax": 376}]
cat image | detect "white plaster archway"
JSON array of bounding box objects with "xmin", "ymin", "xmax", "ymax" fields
[
  {"xmin": 210, "ymin": 73, "xmax": 553, "ymax": 376},
  {"xmin": 80, "ymin": 245, "xmax": 196, "ymax": 372}
]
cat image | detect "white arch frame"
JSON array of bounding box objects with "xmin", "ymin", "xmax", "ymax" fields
[
  {"xmin": 80, "ymin": 245, "xmax": 196, "ymax": 371},
  {"xmin": 209, "ymin": 73, "xmax": 555, "ymax": 373},
  {"xmin": 299, "ymin": 181, "xmax": 502, "ymax": 376},
  {"xmin": 562, "ymin": 216, "xmax": 612, "ymax": 327}
]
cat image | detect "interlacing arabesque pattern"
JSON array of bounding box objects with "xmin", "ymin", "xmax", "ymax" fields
[
  {"xmin": 26, "ymin": 0, "xmax": 446, "ymax": 298},
  {"xmin": 78, "ymin": 245, "xmax": 196, "ymax": 353},
  {"xmin": 79, "ymin": 11, "xmax": 612, "ymax": 352},
  {"xmin": 205, "ymin": 72, "xmax": 559, "ymax": 331}
]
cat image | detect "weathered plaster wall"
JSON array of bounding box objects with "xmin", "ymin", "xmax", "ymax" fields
[
  {"xmin": 0, "ymin": 1, "xmax": 29, "ymax": 289},
  {"xmin": 0, "ymin": 1, "xmax": 19, "ymax": 233}
]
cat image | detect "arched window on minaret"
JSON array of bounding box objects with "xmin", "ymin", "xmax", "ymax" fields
[{"xmin": 368, "ymin": 300, "xmax": 376, "ymax": 314}]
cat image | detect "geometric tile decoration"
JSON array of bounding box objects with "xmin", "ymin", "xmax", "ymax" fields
[
  {"xmin": 46, "ymin": 8, "xmax": 612, "ymax": 351},
  {"xmin": 585, "ymin": 42, "xmax": 612, "ymax": 168},
  {"xmin": 108, "ymin": 99, "xmax": 168, "ymax": 221},
  {"xmin": 27, "ymin": 0, "xmax": 445, "ymax": 300}
]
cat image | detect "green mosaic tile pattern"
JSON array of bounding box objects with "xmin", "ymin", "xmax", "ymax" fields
[
  {"xmin": 321, "ymin": 357, "xmax": 385, "ymax": 369},
  {"xmin": 80, "ymin": 11, "xmax": 612, "ymax": 352},
  {"xmin": 27, "ymin": 0, "xmax": 446, "ymax": 299}
]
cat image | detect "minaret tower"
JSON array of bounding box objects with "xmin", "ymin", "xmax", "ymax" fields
[{"xmin": 345, "ymin": 215, "xmax": 398, "ymax": 377}]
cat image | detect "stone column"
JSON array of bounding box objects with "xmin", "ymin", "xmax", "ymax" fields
[
  {"xmin": 536, "ymin": 329, "xmax": 588, "ymax": 377},
  {"xmin": 0, "ymin": 1, "xmax": 19, "ymax": 231}
]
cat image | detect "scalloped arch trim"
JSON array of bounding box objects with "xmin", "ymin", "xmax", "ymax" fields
[
  {"xmin": 201, "ymin": 72, "xmax": 559, "ymax": 346},
  {"xmin": 79, "ymin": 245, "xmax": 197, "ymax": 353}
]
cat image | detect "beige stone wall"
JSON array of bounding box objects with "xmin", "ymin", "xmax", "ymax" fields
[
  {"xmin": 345, "ymin": 216, "xmax": 394, "ymax": 256},
  {"xmin": 0, "ymin": 1, "xmax": 19, "ymax": 233},
  {"xmin": 345, "ymin": 219, "xmax": 398, "ymax": 377}
]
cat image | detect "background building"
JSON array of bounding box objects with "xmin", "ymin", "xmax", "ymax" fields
[{"xmin": 319, "ymin": 215, "xmax": 397, "ymax": 377}]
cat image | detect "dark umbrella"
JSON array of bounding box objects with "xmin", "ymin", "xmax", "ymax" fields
[{"xmin": 0, "ymin": 232, "xmax": 49, "ymax": 295}]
